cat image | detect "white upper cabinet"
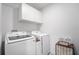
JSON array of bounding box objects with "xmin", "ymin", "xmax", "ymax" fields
[{"xmin": 19, "ymin": 4, "xmax": 42, "ymax": 24}]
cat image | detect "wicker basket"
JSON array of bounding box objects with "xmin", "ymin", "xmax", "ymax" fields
[{"xmin": 55, "ymin": 41, "xmax": 75, "ymax": 55}]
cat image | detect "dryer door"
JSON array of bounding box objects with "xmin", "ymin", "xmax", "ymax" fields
[
  {"xmin": 42, "ymin": 35, "xmax": 50, "ymax": 55},
  {"xmin": 36, "ymin": 37, "xmax": 42, "ymax": 55}
]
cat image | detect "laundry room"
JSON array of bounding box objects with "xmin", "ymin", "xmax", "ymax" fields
[{"xmin": 0, "ymin": 3, "xmax": 79, "ymax": 55}]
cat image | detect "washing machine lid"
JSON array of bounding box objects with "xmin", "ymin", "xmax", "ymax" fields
[
  {"xmin": 32, "ymin": 31, "xmax": 48, "ymax": 36},
  {"xmin": 8, "ymin": 35, "xmax": 31, "ymax": 40},
  {"xmin": 5, "ymin": 32, "xmax": 34, "ymax": 43}
]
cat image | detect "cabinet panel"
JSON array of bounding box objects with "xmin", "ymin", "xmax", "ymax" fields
[
  {"xmin": 26, "ymin": 38, "xmax": 36, "ymax": 55},
  {"xmin": 20, "ymin": 4, "xmax": 42, "ymax": 24}
]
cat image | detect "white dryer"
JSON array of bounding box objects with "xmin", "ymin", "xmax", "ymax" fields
[
  {"xmin": 5, "ymin": 32, "xmax": 36, "ymax": 55},
  {"xmin": 32, "ymin": 31, "xmax": 50, "ymax": 55}
]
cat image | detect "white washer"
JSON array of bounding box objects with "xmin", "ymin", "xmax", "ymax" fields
[
  {"xmin": 5, "ymin": 32, "xmax": 36, "ymax": 55},
  {"xmin": 32, "ymin": 31, "xmax": 50, "ymax": 55}
]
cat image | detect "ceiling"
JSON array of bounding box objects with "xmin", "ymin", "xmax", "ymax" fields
[
  {"xmin": 3, "ymin": 3, "xmax": 51, "ymax": 10},
  {"xmin": 27, "ymin": 3, "xmax": 50, "ymax": 10},
  {"xmin": 3, "ymin": 3, "xmax": 21, "ymax": 8}
]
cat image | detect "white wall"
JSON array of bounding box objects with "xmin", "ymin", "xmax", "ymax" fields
[
  {"xmin": 1, "ymin": 3, "xmax": 41, "ymax": 37},
  {"xmin": 2, "ymin": 4, "xmax": 14, "ymax": 41},
  {"xmin": 40, "ymin": 3, "xmax": 79, "ymax": 54},
  {"xmin": 0, "ymin": 4, "xmax": 2, "ymax": 52}
]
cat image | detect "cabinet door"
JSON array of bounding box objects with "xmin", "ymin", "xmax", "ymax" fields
[
  {"xmin": 26, "ymin": 38, "xmax": 36, "ymax": 55},
  {"xmin": 21, "ymin": 4, "xmax": 42, "ymax": 23}
]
